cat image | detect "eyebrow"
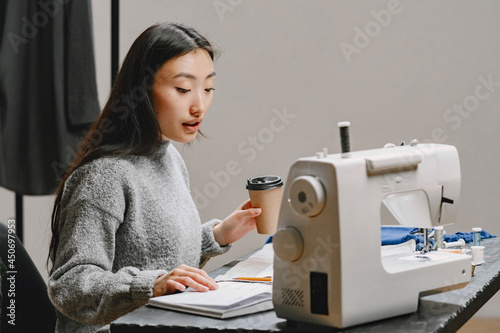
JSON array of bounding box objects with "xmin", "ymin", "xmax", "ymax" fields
[{"xmin": 172, "ymin": 71, "xmax": 216, "ymax": 80}]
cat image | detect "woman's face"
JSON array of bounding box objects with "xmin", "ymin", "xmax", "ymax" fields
[{"xmin": 152, "ymin": 49, "xmax": 215, "ymax": 143}]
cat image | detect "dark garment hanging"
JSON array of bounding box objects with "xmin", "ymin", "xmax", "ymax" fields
[{"xmin": 0, "ymin": 0, "xmax": 100, "ymax": 195}]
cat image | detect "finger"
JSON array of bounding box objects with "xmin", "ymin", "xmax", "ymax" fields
[
  {"xmin": 241, "ymin": 199, "xmax": 253, "ymax": 210},
  {"xmin": 189, "ymin": 274, "xmax": 218, "ymax": 290},
  {"xmin": 175, "ymin": 276, "xmax": 212, "ymax": 292},
  {"xmin": 249, "ymin": 207, "xmax": 261, "ymax": 216},
  {"xmin": 236, "ymin": 207, "xmax": 261, "ymax": 218},
  {"xmin": 181, "ymin": 266, "xmax": 216, "ymax": 284},
  {"xmin": 243, "ymin": 201, "xmax": 262, "ymax": 216},
  {"xmin": 173, "ymin": 269, "xmax": 218, "ymax": 290},
  {"xmin": 165, "ymin": 279, "xmax": 186, "ymax": 294}
]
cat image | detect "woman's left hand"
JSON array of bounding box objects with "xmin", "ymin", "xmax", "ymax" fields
[{"xmin": 213, "ymin": 200, "xmax": 261, "ymax": 246}]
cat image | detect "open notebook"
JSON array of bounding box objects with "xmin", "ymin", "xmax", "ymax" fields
[
  {"xmin": 148, "ymin": 281, "xmax": 272, "ymax": 319},
  {"xmin": 148, "ymin": 244, "xmax": 274, "ymax": 319}
]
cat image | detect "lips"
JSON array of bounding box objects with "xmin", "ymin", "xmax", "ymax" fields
[
  {"xmin": 183, "ymin": 121, "xmax": 200, "ymax": 127},
  {"xmin": 182, "ymin": 119, "xmax": 202, "ymax": 132}
]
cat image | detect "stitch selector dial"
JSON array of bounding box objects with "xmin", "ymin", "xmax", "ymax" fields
[{"xmin": 289, "ymin": 175, "xmax": 326, "ymax": 217}]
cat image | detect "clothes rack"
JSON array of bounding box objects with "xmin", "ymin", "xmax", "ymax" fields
[{"xmin": 12, "ymin": 0, "xmax": 118, "ymax": 244}]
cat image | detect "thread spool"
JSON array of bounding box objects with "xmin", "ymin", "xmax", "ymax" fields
[
  {"xmin": 443, "ymin": 238, "xmax": 465, "ymax": 249},
  {"xmin": 471, "ymin": 246, "xmax": 485, "ymax": 265},
  {"xmin": 472, "ymin": 227, "xmax": 482, "ymax": 246},
  {"xmin": 434, "ymin": 226, "xmax": 444, "ymax": 249},
  {"xmin": 338, "ymin": 121, "xmax": 351, "ymax": 156}
]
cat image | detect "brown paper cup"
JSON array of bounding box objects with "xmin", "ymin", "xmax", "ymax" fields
[{"xmin": 246, "ymin": 176, "xmax": 284, "ymax": 234}]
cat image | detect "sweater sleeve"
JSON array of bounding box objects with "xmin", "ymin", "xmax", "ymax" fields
[
  {"xmin": 48, "ymin": 163, "xmax": 167, "ymax": 325},
  {"xmin": 199, "ymin": 219, "xmax": 231, "ymax": 267}
]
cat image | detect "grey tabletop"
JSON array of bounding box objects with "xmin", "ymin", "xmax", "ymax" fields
[{"xmin": 111, "ymin": 237, "xmax": 500, "ymax": 333}]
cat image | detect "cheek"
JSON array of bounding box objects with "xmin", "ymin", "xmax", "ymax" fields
[
  {"xmin": 153, "ymin": 91, "xmax": 171, "ymax": 112},
  {"xmin": 155, "ymin": 94, "xmax": 185, "ymax": 127},
  {"xmin": 155, "ymin": 94, "xmax": 177, "ymax": 117}
]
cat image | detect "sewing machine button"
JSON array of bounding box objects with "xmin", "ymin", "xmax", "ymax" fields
[{"xmin": 273, "ymin": 227, "xmax": 304, "ymax": 262}]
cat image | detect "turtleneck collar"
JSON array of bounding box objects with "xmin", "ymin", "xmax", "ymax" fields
[{"xmin": 150, "ymin": 140, "xmax": 171, "ymax": 160}]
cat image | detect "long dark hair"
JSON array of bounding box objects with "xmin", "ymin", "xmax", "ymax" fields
[{"xmin": 49, "ymin": 23, "xmax": 217, "ymax": 268}]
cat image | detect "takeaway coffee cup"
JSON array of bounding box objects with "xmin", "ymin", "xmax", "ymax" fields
[{"xmin": 246, "ymin": 175, "xmax": 284, "ymax": 234}]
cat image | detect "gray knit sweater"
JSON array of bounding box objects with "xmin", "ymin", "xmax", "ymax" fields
[{"xmin": 48, "ymin": 141, "xmax": 230, "ymax": 333}]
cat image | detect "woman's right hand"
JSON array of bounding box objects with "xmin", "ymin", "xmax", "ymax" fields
[{"xmin": 153, "ymin": 264, "xmax": 218, "ymax": 296}]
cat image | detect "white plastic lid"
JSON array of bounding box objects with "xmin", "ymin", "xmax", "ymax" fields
[
  {"xmin": 472, "ymin": 227, "xmax": 482, "ymax": 232},
  {"xmin": 435, "ymin": 226, "xmax": 443, "ymax": 230},
  {"xmin": 338, "ymin": 121, "xmax": 350, "ymax": 127}
]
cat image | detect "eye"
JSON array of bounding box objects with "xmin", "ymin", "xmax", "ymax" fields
[
  {"xmin": 176, "ymin": 87, "xmax": 191, "ymax": 93},
  {"xmin": 205, "ymin": 88, "xmax": 215, "ymax": 92}
]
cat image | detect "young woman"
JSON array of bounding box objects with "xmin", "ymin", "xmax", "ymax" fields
[{"xmin": 48, "ymin": 23, "xmax": 261, "ymax": 333}]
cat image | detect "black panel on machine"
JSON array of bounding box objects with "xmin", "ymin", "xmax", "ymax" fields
[{"xmin": 310, "ymin": 272, "xmax": 329, "ymax": 315}]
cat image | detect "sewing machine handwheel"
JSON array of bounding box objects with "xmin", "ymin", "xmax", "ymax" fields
[
  {"xmin": 289, "ymin": 175, "xmax": 326, "ymax": 217},
  {"xmin": 273, "ymin": 227, "xmax": 304, "ymax": 262}
]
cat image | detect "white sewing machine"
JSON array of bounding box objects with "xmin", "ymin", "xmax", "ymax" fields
[{"xmin": 272, "ymin": 124, "xmax": 471, "ymax": 328}]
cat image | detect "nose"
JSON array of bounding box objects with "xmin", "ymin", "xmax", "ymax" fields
[{"xmin": 190, "ymin": 91, "xmax": 207, "ymax": 117}]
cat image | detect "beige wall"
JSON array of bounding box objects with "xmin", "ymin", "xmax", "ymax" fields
[{"xmin": 1, "ymin": 0, "xmax": 499, "ymax": 318}]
